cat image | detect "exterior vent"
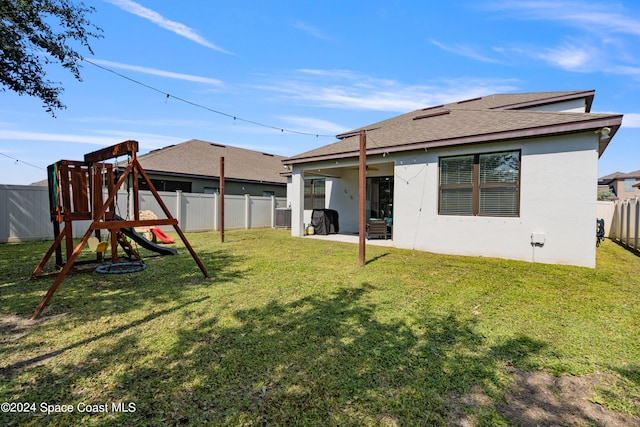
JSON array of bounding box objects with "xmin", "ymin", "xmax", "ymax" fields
[
  {"xmin": 421, "ymin": 104, "xmax": 444, "ymax": 111},
  {"xmin": 457, "ymin": 97, "xmax": 482, "ymax": 104},
  {"xmin": 413, "ymin": 110, "xmax": 450, "ymax": 120}
]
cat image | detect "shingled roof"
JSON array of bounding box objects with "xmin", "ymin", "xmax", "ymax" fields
[
  {"xmin": 598, "ymin": 169, "xmax": 640, "ymax": 183},
  {"xmin": 136, "ymin": 139, "xmax": 287, "ymax": 184},
  {"xmin": 284, "ymin": 90, "xmax": 622, "ymax": 165}
]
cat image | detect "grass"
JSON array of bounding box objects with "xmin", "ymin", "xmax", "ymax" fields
[{"xmin": 1, "ymin": 229, "xmax": 639, "ymax": 426}]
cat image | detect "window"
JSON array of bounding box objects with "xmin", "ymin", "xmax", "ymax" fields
[
  {"xmin": 304, "ymin": 179, "xmax": 325, "ymax": 210},
  {"xmin": 439, "ymin": 150, "xmax": 520, "ymax": 217},
  {"xmin": 139, "ymin": 178, "xmax": 192, "ymax": 193},
  {"xmin": 624, "ymin": 178, "xmax": 636, "ymax": 192}
]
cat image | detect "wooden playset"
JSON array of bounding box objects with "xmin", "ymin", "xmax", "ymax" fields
[{"xmin": 31, "ymin": 140, "xmax": 209, "ymax": 319}]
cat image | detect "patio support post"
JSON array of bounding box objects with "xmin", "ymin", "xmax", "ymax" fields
[{"xmin": 359, "ymin": 130, "xmax": 366, "ymax": 266}]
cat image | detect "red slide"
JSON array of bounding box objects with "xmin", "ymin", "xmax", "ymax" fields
[{"xmin": 150, "ymin": 227, "xmax": 175, "ymax": 244}]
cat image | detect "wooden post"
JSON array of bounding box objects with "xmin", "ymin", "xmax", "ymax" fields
[
  {"xmin": 32, "ymin": 225, "xmax": 67, "ymax": 277},
  {"xmin": 132, "ymin": 158, "xmax": 139, "ymax": 221},
  {"xmin": 32, "ymin": 226, "xmax": 96, "ymax": 319},
  {"xmin": 359, "ymin": 130, "xmax": 366, "ymax": 267},
  {"xmin": 220, "ymin": 157, "xmax": 225, "ymax": 243},
  {"xmin": 53, "ymin": 221, "xmax": 63, "ymax": 267}
]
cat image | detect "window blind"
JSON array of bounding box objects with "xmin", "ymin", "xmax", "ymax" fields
[{"xmin": 439, "ymin": 151, "xmax": 520, "ymax": 217}]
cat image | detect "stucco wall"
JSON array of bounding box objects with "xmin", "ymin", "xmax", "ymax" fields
[{"xmin": 392, "ymin": 133, "xmax": 599, "ymax": 267}]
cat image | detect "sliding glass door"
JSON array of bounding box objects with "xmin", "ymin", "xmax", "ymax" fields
[{"xmin": 366, "ymin": 176, "xmax": 393, "ymax": 222}]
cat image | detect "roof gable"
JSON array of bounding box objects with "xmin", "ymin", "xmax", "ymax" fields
[
  {"xmin": 136, "ymin": 139, "xmax": 287, "ymax": 184},
  {"xmin": 336, "ymin": 90, "xmax": 594, "ymax": 139},
  {"xmin": 599, "ymin": 169, "xmax": 640, "ymax": 182}
]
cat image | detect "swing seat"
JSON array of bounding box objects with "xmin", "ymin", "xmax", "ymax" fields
[{"xmin": 88, "ymin": 237, "xmax": 109, "ymax": 253}]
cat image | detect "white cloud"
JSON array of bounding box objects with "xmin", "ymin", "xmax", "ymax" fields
[
  {"xmin": 430, "ymin": 40, "xmax": 503, "ymax": 64},
  {"xmin": 278, "ymin": 116, "xmax": 350, "ymax": 135},
  {"xmin": 291, "ymin": 21, "xmax": 332, "ymax": 41},
  {"xmin": 491, "ymin": 39, "xmax": 606, "ymax": 72},
  {"xmin": 487, "ymin": 1, "xmax": 640, "ymax": 36},
  {"xmin": 534, "ymin": 43, "xmax": 592, "ymax": 71},
  {"xmin": 622, "ymin": 113, "xmax": 640, "ymax": 128},
  {"xmin": 0, "ymin": 129, "xmax": 183, "ymax": 150},
  {"xmin": 484, "ymin": 2, "xmax": 640, "ymax": 73},
  {"xmin": 89, "ymin": 59, "xmax": 224, "ymax": 86},
  {"xmin": 605, "ymin": 65, "xmax": 640, "ymax": 77},
  {"xmin": 258, "ymin": 70, "xmax": 519, "ymax": 112},
  {"xmin": 104, "ymin": 0, "xmax": 232, "ymax": 53}
]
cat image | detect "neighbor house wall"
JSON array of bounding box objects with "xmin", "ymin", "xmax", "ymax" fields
[
  {"xmin": 143, "ymin": 173, "xmax": 287, "ymax": 196},
  {"xmin": 609, "ymin": 178, "xmax": 640, "ymax": 200},
  {"xmin": 392, "ymin": 133, "xmax": 599, "ymax": 267}
]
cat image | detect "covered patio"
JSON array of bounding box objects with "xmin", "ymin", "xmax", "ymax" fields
[{"xmin": 288, "ymin": 158, "xmax": 395, "ymax": 239}]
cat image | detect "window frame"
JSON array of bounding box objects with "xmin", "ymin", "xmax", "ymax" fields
[
  {"xmin": 304, "ymin": 178, "xmax": 326, "ymax": 210},
  {"xmin": 438, "ymin": 150, "xmax": 521, "ymax": 217}
]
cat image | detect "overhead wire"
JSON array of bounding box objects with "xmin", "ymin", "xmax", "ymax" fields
[
  {"xmin": 82, "ymin": 58, "xmax": 336, "ymax": 138},
  {"xmin": 0, "ymin": 152, "xmax": 45, "ymax": 170}
]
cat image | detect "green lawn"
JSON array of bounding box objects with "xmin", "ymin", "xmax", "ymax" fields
[{"xmin": 1, "ymin": 229, "xmax": 638, "ymax": 426}]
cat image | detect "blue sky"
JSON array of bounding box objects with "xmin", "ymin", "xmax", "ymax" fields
[{"xmin": 1, "ymin": 0, "xmax": 640, "ymax": 184}]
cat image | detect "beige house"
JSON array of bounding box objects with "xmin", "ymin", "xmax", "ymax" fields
[
  {"xmin": 284, "ymin": 90, "xmax": 623, "ymax": 267},
  {"xmin": 598, "ymin": 170, "xmax": 640, "ymax": 200}
]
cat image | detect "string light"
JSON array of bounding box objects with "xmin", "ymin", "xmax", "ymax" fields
[
  {"xmin": 0, "ymin": 152, "xmax": 45, "ymax": 170},
  {"xmin": 83, "ymin": 59, "xmax": 334, "ymax": 138}
]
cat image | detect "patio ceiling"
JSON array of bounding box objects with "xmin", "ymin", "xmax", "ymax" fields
[{"xmin": 301, "ymin": 160, "xmax": 394, "ymax": 179}]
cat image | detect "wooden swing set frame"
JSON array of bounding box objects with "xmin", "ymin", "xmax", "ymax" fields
[{"xmin": 31, "ymin": 141, "xmax": 209, "ymax": 320}]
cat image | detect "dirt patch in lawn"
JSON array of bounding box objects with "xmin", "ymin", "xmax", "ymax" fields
[
  {"xmin": 0, "ymin": 315, "xmax": 40, "ymax": 342},
  {"xmin": 0, "ymin": 314, "xmax": 69, "ymax": 375},
  {"xmin": 450, "ymin": 370, "xmax": 640, "ymax": 426},
  {"xmin": 1, "ymin": 314, "xmax": 68, "ymax": 341}
]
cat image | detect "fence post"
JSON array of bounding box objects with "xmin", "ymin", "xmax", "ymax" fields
[
  {"xmin": 633, "ymin": 197, "xmax": 640, "ymax": 250},
  {"xmin": 270, "ymin": 195, "xmax": 276, "ymax": 228},
  {"xmin": 245, "ymin": 194, "xmax": 251, "ymax": 229},
  {"xmin": 619, "ymin": 201, "xmax": 624, "ymax": 243},
  {"xmin": 626, "ymin": 201, "xmax": 631, "ymax": 247},
  {"xmin": 175, "ymin": 190, "xmax": 183, "ymax": 227}
]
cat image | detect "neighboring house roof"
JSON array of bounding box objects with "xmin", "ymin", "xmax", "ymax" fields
[
  {"xmin": 134, "ymin": 139, "xmax": 287, "ymax": 185},
  {"xmin": 598, "ymin": 169, "xmax": 640, "ymax": 185},
  {"xmin": 284, "ymin": 90, "xmax": 622, "ymax": 165}
]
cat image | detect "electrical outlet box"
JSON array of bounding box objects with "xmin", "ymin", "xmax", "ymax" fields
[{"xmin": 531, "ymin": 232, "xmax": 546, "ymax": 246}]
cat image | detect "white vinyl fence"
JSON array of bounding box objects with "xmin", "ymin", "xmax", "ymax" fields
[
  {"xmin": 608, "ymin": 197, "xmax": 640, "ymax": 253},
  {"xmin": 0, "ymin": 184, "xmax": 287, "ymax": 243}
]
